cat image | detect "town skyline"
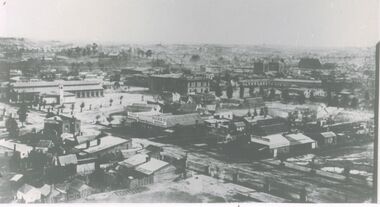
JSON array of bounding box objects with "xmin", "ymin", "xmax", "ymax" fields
[{"xmin": 0, "ymin": 0, "xmax": 378, "ymax": 47}]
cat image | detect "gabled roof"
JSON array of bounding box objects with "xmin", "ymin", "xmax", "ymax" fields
[
  {"xmin": 233, "ymin": 121, "xmax": 246, "ymax": 128},
  {"xmin": 320, "ymin": 131, "xmax": 336, "ymax": 139},
  {"xmin": 134, "ymin": 158, "xmax": 170, "ymax": 175},
  {"xmin": 118, "ymin": 154, "xmax": 148, "ymax": 168},
  {"xmin": 69, "ymin": 179, "xmax": 93, "ymax": 192},
  {"xmin": 58, "ymin": 154, "xmax": 78, "ymax": 166},
  {"xmin": 18, "ymin": 184, "xmax": 35, "ymax": 194},
  {"xmin": 39, "ymin": 184, "xmax": 51, "ymax": 196},
  {"xmin": 284, "ymin": 133, "xmax": 316, "ymax": 145},
  {"xmin": 36, "ymin": 140, "xmax": 54, "ymax": 148},
  {"xmin": 10, "ymin": 174, "xmax": 23, "ymax": 182},
  {"xmin": 75, "ymin": 136, "xmax": 130, "ymax": 154},
  {"xmin": 250, "ymin": 134, "xmax": 290, "ymax": 149},
  {"xmin": 165, "ymin": 113, "xmax": 204, "ymax": 128}
]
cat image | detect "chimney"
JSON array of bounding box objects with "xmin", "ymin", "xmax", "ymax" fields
[
  {"xmin": 13, "ymin": 144, "xmax": 16, "ymax": 152},
  {"xmin": 97, "ymin": 138, "xmax": 101, "ymax": 145},
  {"xmin": 86, "ymin": 141, "xmax": 90, "ymax": 148},
  {"xmin": 145, "ymin": 155, "xmax": 151, "ymax": 163}
]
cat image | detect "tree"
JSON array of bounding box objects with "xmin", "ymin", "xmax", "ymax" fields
[
  {"xmin": 226, "ymin": 84, "xmax": 233, "ymax": 99},
  {"xmin": 350, "ymin": 97, "xmax": 359, "ymax": 109},
  {"xmin": 17, "ymin": 103, "xmax": 28, "ymax": 127},
  {"xmin": 145, "ymin": 50, "xmax": 153, "ymax": 58},
  {"xmin": 297, "ymin": 92, "xmax": 306, "ymax": 104},
  {"xmin": 326, "ymin": 90, "xmax": 333, "ymax": 106},
  {"xmin": 249, "ymin": 86, "xmax": 255, "ymax": 97},
  {"xmin": 5, "ymin": 116, "xmax": 19, "ymax": 138},
  {"xmin": 215, "ymin": 82, "xmax": 222, "ymax": 97},
  {"xmin": 239, "ymin": 85, "xmax": 245, "ymax": 99},
  {"xmin": 95, "ymin": 115, "xmax": 101, "ymax": 124},
  {"xmin": 109, "ymin": 98, "xmax": 114, "ymax": 106},
  {"xmin": 269, "ymin": 88, "xmax": 276, "ymax": 100},
  {"xmin": 282, "ymin": 89, "xmax": 290, "ymax": 102},
  {"xmin": 190, "ymin": 54, "xmax": 201, "ymax": 63},
  {"xmin": 309, "ymin": 90, "xmax": 315, "ymax": 102},
  {"xmin": 80, "ymin": 102, "xmax": 85, "ymax": 112},
  {"xmin": 259, "ymin": 86, "xmax": 265, "ymax": 99},
  {"xmin": 119, "ymin": 96, "xmax": 124, "ymax": 104},
  {"xmin": 259, "ymin": 108, "xmax": 265, "ymax": 116}
]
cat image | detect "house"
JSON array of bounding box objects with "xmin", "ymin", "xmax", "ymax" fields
[
  {"xmin": 38, "ymin": 184, "xmax": 52, "ymax": 203},
  {"xmin": 138, "ymin": 145, "xmax": 163, "ymax": 160},
  {"xmin": 284, "ymin": 133, "xmax": 316, "ymax": 153},
  {"xmin": 76, "ymin": 158, "xmax": 96, "ymax": 176},
  {"xmin": 214, "ymin": 110, "xmax": 233, "ymax": 120},
  {"xmin": 10, "ymin": 174, "xmax": 24, "ymax": 190},
  {"xmin": 44, "ymin": 114, "xmax": 81, "ymax": 137},
  {"xmin": 118, "ymin": 154, "xmax": 149, "ymax": 169},
  {"xmin": 67, "ymin": 179, "xmax": 95, "ymax": 200},
  {"xmin": 134, "ymin": 158, "xmax": 177, "ymax": 183},
  {"xmin": 36, "ymin": 140, "xmax": 54, "ymax": 153},
  {"xmin": 307, "ymin": 131, "xmax": 337, "ymax": 147},
  {"xmin": 252, "ymin": 118, "xmax": 289, "ymax": 136},
  {"xmin": 250, "ymin": 134, "xmax": 290, "ymax": 158},
  {"xmin": 57, "ymin": 154, "xmax": 78, "ymax": 167},
  {"xmin": 177, "ymin": 103, "xmax": 202, "ymax": 114},
  {"xmin": 16, "ymin": 184, "xmax": 41, "ymax": 203},
  {"xmin": 0, "ymin": 139, "xmax": 33, "ymax": 158},
  {"xmin": 75, "ymin": 136, "xmax": 132, "ymax": 158},
  {"xmin": 230, "ymin": 121, "xmax": 246, "ymax": 133}
]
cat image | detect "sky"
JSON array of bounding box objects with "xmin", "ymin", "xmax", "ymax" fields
[{"xmin": 0, "ymin": 0, "xmax": 379, "ymax": 47}]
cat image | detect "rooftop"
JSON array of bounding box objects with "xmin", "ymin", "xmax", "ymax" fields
[
  {"xmin": 250, "ymin": 134, "xmax": 290, "ymax": 149},
  {"xmin": 284, "ymin": 133, "xmax": 316, "ymax": 145},
  {"xmin": 134, "ymin": 158, "xmax": 170, "ymax": 175},
  {"xmin": 118, "ymin": 154, "xmax": 148, "ymax": 168},
  {"xmin": 75, "ymin": 136, "xmax": 130, "ymax": 154}
]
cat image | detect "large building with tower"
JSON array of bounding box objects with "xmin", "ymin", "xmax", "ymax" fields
[
  {"xmin": 149, "ymin": 74, "xmax": 210, "ymax": 95},
  {"xmin": 9, "ymin": 80, "xmax": 104, "ymax": 103}
]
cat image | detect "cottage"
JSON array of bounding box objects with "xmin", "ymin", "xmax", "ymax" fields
[
  {"xmin": 284, "ymin": 133, "xmax": 316, "ymax": 153},
  {"xmin": 137, "ymin": 145, "xmax": 163, "ymax": 160},
  {"xmin": 75, "ymin": 136, "xmax": 132, "ymax": 158},
  {"xmin": 76, "ymin": 158, "xmax": 96, "ymax": 176},
  {"xmin": 250, "ymin": 134, "xmax": 290, "ymax": 158},
  {"xmin": 67, "ymin": 179, "xmax": 95, "ymax": 200},
  {"xmin": 118, "ymin": 154, "xmax": 149, "ymax": 169},
  {"xmin": 36, "ymin": 140, "xmax": 54, "ymax": 153},
  {"xmin": 252, "ymin": 118, "xmax": 289, "ymax": 136},
  {"xmin": 17, "ymin": 184, "xmax": 41, "ymax": 203},
  {"xmin": 230, "ymin": 121, "xmax": 246, "ymax": 133},
  {"xmin": 307, "ymin": 131, "xmax": 337, "ymax": 147},
  {"xmin": 135, "ymin": 158, "xmax": 177, "ymax": 183}
]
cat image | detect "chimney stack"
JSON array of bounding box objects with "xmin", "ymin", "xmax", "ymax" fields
[
  {"xmin": 86, "ymin": 141, "xmax": 90, "ymax": 148},
  {"xmin": 146, "ymin": 155, "xmax": 151, "ymax": 163},
  {"xmin": 97, "ymin": 138, "xmax": 101, "ymax": 145}
]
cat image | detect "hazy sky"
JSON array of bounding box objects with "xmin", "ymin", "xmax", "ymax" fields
[{"xmin": 0, "ymin": 0, "xmax": 378, "ymax": 47}]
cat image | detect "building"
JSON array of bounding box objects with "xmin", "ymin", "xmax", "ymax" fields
[
  {"xmin": 44, "ymin": 115, "xmax": 81, "ymax": 137},
  {"xmin": 67, "ymin": 179, "xmax": 95, "ymax": 200},
  {"xmin": 75, "ymin": 135, "xmax": 132, "ymax": 158},
  {"xmin": 307, "ymin": 131, "xmax": 337, "ymax": 147},
  {"xmin": 252, "ymin": 118, "xmax": 289, "ymax": 136},
  {"xmin": 134, "ymin": 158, "xmax": 177, "ymax": 183},
  {"xmin": 149, "ymin": 74, "xmax": 210, "ymax": 94},
  {"xmin": 268, "ymin": 60, "xmax": 285, "ymax": 73},
  {"xmin": 9, "ymin": 80, "xmax": 104, "ymax": 103},
  {"xmin": 272, "ymin": 79, "xmax": 322, "ymax": 88},
  {"xmin": 298, "ymin": 58, "xmax": 322, "ymax": 69},
  {"xmin": 16, "ymin": 184, "xmax": 41, "ymax": 203},
  {"xmin": 250, "ymin": 134, "xmax": 290, "ymax": 158},
  {"xmin": 283, "ymin": 133, "xmax": 316, "ymax": 153},
  {"xmin": 254, "ymin": 61, "xmax": 269, "ymax": 74}
]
